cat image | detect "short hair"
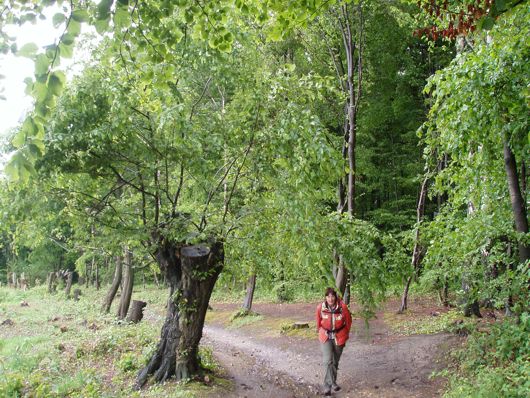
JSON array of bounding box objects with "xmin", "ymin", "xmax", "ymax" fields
[{"xmin": 325, "ymin": 287, "xmax": 337, "ymax": 298}]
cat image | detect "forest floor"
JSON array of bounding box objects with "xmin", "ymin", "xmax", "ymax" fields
[
  {"xmin": 0, "ymin": 286, "xmax": 470, "ymax": 397},
  {"xmin": 200, "ymin": 298, "xmax": 461, "ymax": 398}
]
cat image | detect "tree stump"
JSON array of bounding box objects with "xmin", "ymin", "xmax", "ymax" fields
[
  {"xmin": 127, "ymin": 300, "xmax": 147, "ymax": 323},
  {"xmin": 292, "ymin": 322, "xmax": 309, "ymax": 329},
  {"xmin": 281, "ymin": 322, "xmax": 309, "ymax": 334}
]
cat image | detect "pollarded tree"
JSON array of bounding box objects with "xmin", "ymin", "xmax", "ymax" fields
[{"xmin": 40, "ymin": 18, "xmax": 342, "ymax": 385}]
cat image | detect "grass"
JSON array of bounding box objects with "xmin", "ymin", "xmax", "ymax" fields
[
  {"xmin": 1, "ymin": 283, "xmax": 471, "ymax": 397},
  {"xmin": 384, "ymin": 309, "xmax": 464, "ymax": 335},
  {"xmin": 0, "ymin": 285, "xmax": 231, "ymax": 398}
]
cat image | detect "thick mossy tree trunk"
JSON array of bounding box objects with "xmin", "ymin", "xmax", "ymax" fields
[
  {"xmin": 135, "ymin": 239, "xmax": 223, "ymax": 388},
  {"xmin": 101, "ymin": 255, "xmax": 123, "ymax": 313}
]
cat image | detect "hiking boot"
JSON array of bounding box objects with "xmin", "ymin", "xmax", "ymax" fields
[{"xmin": 332, "ymin": 384, "xmax": 341, "ymax": 392}]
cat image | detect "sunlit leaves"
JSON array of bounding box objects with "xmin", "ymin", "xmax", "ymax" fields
[
  {"xmin": 52, "ymin": 12, "xmax": 67, "ymax": 28},
  {"xmin": 4, "ymin": 151, "xmax": 35, "ymax": 183},
  {"xmin": 48, "ymin": 71, "xmax": 66, "ymax": 96},
  {"xmin": 17, "ymin": 42, "xmax": 38, "ymax": 58},
  {"xmin": 67, "ymin": 19, "xmax": 82, "ymax": 36},
  {"xmin": 34, "ymin": 53, "xmax": 50, "ymax": 75},
  {"xmin": 114, "ymin": 6, "xmax": 131, "ymax": 29},
  {"xmin": 71, "ymin": 9, "xmax": 90, "ymax": 23}
]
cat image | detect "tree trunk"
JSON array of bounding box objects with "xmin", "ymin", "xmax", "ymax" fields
[
  {"xmin": 343, "ymin": 277, "xmax": 351, "ymax": 305},
  {"xmin": 95, "ymin": 259, "xmax": 100, "ymax": 290},
  {"xmin": 503, "ymin": 141, "xmax": 530, "ymax": 263},
  {"xmin": 332, "ymin": 3, "xmax": 364, "ymax": 297},
  {"xmin": 334, "ymin": 254, "xmax": 347, "ymax": 297},
  {"xmin": 47, "ymin": 271, "xmax": 56, "ymax": 294},
  {"xmin": 399, "ymin": 275, "xmax": 414, "ymax": 313},
  {"xmin": 442, "ymin": 277, "xmax": 449, "ymax": 307},
  {"xmin": 85, "ymin": 261, "xmax": 90, "ymax": 288},
  {"xmin": 135, "ymin": 239, "xmax": 223, "ymax": 388},
  {"xmin": 127, "ymin": 300, "xmax": 147, "ymax": 323},
  {"xmin": 153, "ymin": 269, "xmax": 160, "ymax": 287},
  {"xmin": 242, "ymin": 273, "xmax": 256, "ymax": 312},
  {"xmin": 117, "ymin": 248, "xmax": 133, "ymax": 320},
  {"xmin": 136, "ymin": 240, "xmax": 182, "ymax": 388},
  {"xmin": 65, "ymin": 271, "xmax": 73, "ymax": 298},
  {"xmin": 399, "ymin": 176, "xmax": 428, "ymax": 313},
  {"xmin": 102, "ymin": 256, "xmax": 123, "ymax": 313}
]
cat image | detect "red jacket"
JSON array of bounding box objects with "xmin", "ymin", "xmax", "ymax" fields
[{"xmin": 316, "ymin": 299, "xmax": 352, "ymax": 346}]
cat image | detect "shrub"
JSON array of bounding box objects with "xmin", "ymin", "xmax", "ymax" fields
[{"xmin": 443, "ymin": 312, "xmax": 530, "ymax": 398}]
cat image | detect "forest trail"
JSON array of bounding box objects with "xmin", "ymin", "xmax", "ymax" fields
[{"xmin": 202, "ymin": 301, "xmax": 458, "ymax": 397}]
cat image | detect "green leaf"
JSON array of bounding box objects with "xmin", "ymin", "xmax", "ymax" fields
[
  {"xmin": 12, "ymin": 130, "xmax": 26, "ymax": 148},
  {"xmin": 52, "ymin": 13, "xmax": 66, "ymax": 28},
  {"xmin": 28, "ymin": 138, "xmax": 45, "ymax": 156},
  {"xmin": 33, "ymin": 82, "xmax": 48, "ymax": 102},
  {"xmin": 17, "ymin": 43, "xmax": 38, "ymax": 58},
  {"xmin": 71, "ymin": 10, "xmax": 90, "ymax": 23},
  {"xmin": 35, "ymin": 54, "xmax": 50, "ymax": 75},
  {"xmin": 23, "ymin": 77, "xmax": 34, "ymax": 95},
  {"xmin": 44, "ymin": 44, "xmax": 58, "ymax": 60},
  {"xmin": 479, "ymin": 16, "xmax": 495, "ymax": 30},
  {"xmin": 114, "ymin": 7, "xmax": 131, "ymax": 29},
  {"xmin": 48, "ymin": 72, "xmax": 64, "ymax": 96},
  {"xmin": 95, "ymin": 18, "xmax": 110, "ymax": 34},
  {"xmin": 59, "ymin": 42, "xmax": 74, "ymax": 58},
  {"xmin": 67, "ymin": 19, "xmax": 82, "ymax": 36},
  {"xmin": 494, "ymin": 0, "xmax": 507, "ymax": 13},
  {"xmin": 97, "ymin": 0, "xmax": 113, "ymax": 20},
  {"xmin": 4, "ymin": 157, "xmax": 20, "ymax": 181},
  {"xmin": 61, "ymin": 33, "xmax": 75, "ymax": 46}
]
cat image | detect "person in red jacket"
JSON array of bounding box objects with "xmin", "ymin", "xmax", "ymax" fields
[{"xmin": 316, "ymin": 287, "xmax": 352, "ymax": 395}]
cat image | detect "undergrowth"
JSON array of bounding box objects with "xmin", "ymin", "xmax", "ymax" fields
[
  {"xmin": 441, "ymin": 312, "xmax": 530, "ymax": 398},
  {"xmin": 0, "ymin": 285, "xmax": 226, "ymax": 397}
]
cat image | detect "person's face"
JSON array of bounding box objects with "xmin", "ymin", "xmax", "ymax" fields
[{"xmin": 326, "ymin": 293, "xmax": 337, "ymax": 307}]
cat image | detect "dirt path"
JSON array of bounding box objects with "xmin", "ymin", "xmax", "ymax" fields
[{"xmin": 201, "ymin": 300, "xmax": 458, "ymax": 397}]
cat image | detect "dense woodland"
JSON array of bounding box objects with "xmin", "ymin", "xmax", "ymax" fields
[{"xmin": 0, "ymin": 0, "xmax": 528, "ymax": 397}]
